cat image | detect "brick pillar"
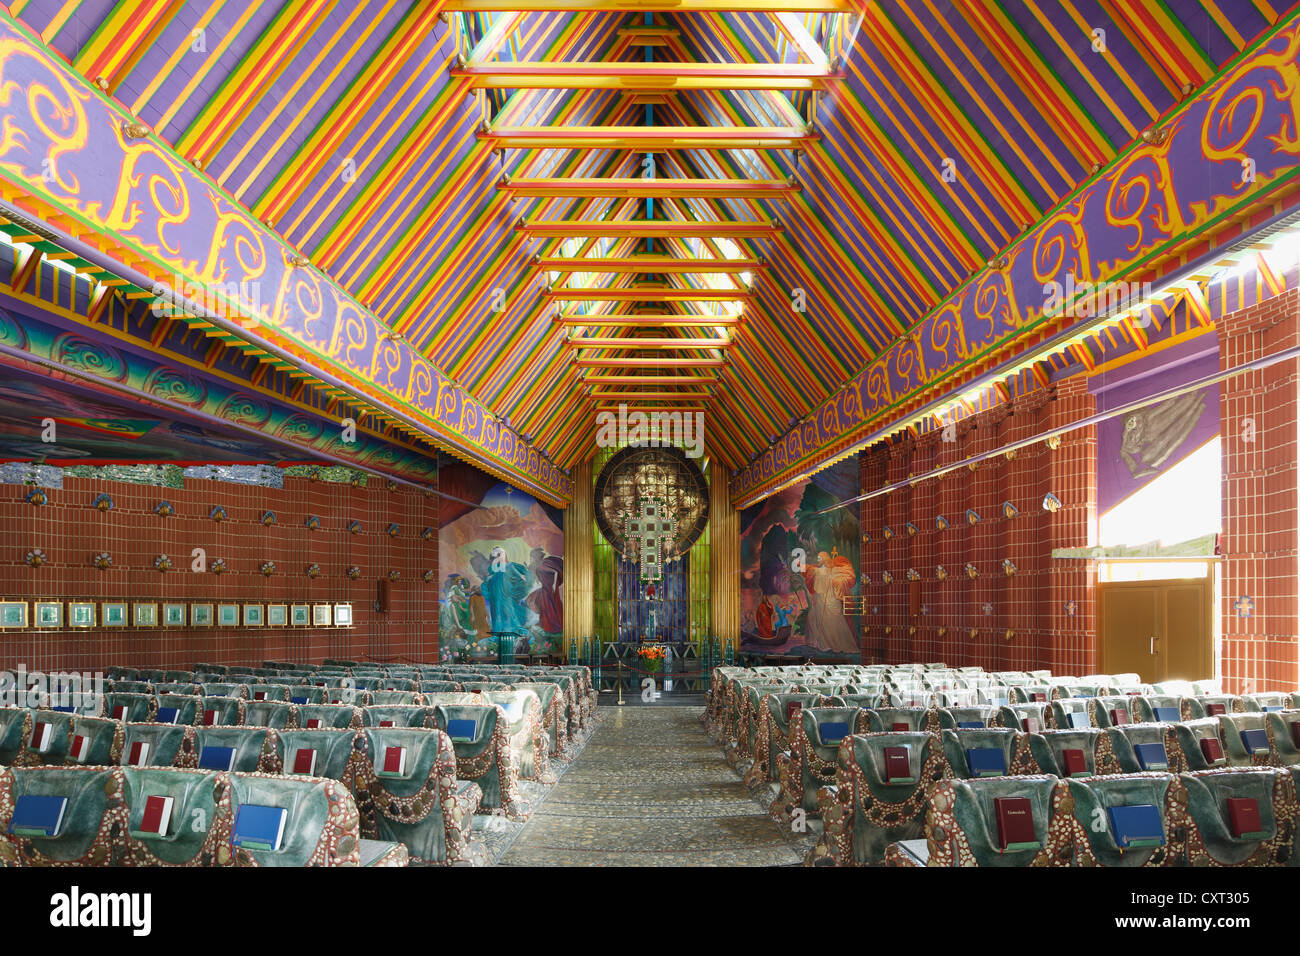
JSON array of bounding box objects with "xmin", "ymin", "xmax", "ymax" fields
[
  {"xmin": 966, "ymin": 409, "xmax": 1002, "ymax": 670},
  {"xmin": 1044, "ymin": 377, "xmax": 1097, "ymax": 676},
  {"xmin": 910, "ymin": 432, "xmax": 940, "ymax": 663},
  {"xmin": 884, "ymin": 438, "xmax": 913, "ymax": 662},
  {"xmin": 860, "ymin": 448, "xmax": 888, "ymax": 663},
  {"xmin": 1218, "ymin": 286, "xmax": 1300, "ymax": 693},
  {"xmin": 934, "ymin": 417, "xmax": 967, "ymax": 666}
]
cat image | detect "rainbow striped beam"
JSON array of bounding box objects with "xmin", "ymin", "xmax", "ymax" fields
[
  {"xmin": 731, "ymin": 10, "xmax": 1300, "ymax": 508},
  {"xmin": 0, "ymin": 11, "xmax": 570, "ymax": 506}
]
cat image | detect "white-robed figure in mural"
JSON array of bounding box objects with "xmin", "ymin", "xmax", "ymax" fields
[{"xmin": 803, "ymin": 550, "xmax": 857, "ymax": 654}]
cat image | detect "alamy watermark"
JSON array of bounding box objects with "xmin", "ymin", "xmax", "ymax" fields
[
  {"xmin": 594, "ymin": 404, "xmax": 704, "ymax": 458},
  {"xmin": 150, "ymin": 272, "xmax": 262, "ymax": 326},
  {"xmin": 0, "ymin": 666, "xmax": 104, "ymax": 711},
  {"xmin": 1042, "ymin": 273, "xmax": 1154, "ymax": 323}
]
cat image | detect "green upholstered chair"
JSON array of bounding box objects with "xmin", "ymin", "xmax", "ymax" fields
[
  {"xmin": 1131, "ymin": 695, "xmax": 1189, "ymax": 724},
  {"xmin": 118, "ymin": 767, "xmax": 227, "ymax": 866},
  {"xmin": 294, "ymin": 703, "xmax": 362, "ymax": 730},
  {"xmin": 744, "ymin": 692, "xmax": 831, "ymax": 787},
  {"xmin": 0, "ymin": 708, "xmax": 33, "ymax": 766},
  {"xmin": 944, "ymin": 705, "xmax": 997, "ymax": 728},
  {"xmin": 889, "ymin": 774, "xmax": 1073, "ymax": 867},
  {"xmin": 1290, "ymin": 693, "xmax": 1300, "ymax": 710},
  {"xmin": 484, "ymin": 690, "xmax": 553, "ymax": 783},
  {"xmin": 770, "ymin": 707, "xmax": 862, "ymax": 822},
  {"xmin": 741, "ymin": 684, "xmax": 785, "ymax": 761},
  {"xmin": 324, "ymin": 688, "xmax": 373, "ymax": 707},
  {"xmin": 1243, "ymin": 692, "xmax": 1291, "ymax": 713},
  {"xmin": 1265, "ymin": 711, "xmax": 1300, "ymax": 766},
  {"xmin": 1029, "ymin": 728, "xmax": 1113, "ymax": 777},
  {"xmin": 1106, "ymin": 724, "xmax": 1186, "ymax": 774},
  {"xmin": 1088, "ymin": 696, "xmax": 1137, "ymax": 729},
  {"xmin": 0, "ymin": 765, "xmax": 126, "ymax": 865},
  {"xmin": 1186, "ymin": 695, "xmax": 1243, "ymax": 719},
  {"xmin": 177, "ymin": 727, "xmax": 282, "ymax": 774},
  {"xmin": 198, "ymin": 697, "xmax": 245, "ymax": 727},
  {"xmin": 104, "ymin": 692, "xmax": 158, "ymax": 724},
  {"xmin": 519, "ymin": 680, "xmax": 566, "ymax": 757},
  {"xmin": 837, "ymin": 693, "xmax": 884, "ymax": 711},
  {"xmin": 246, "ymin": 684, "xmax": 291, "ymax": 703},
  {"xmin": 362, "ymin": 705, "xmax": 431, "ymax": 729},
  {"xmin": 1065, "ymin": 773, "xmax": 1184, "ymax": 866},
  {"xmin": 122, "ymin": 723, "xmax": 196, "ymax": 768},
  {"xmin": 111, "ymin": 680, "xmax": 155, "ymax": 695},
  {"xmin": 242, "ymin": 700, "xmax": 295, "ymax": 729},
  {"xmin": 1219, "ymin": 713, "xmax": 1277, "ymax": 767},
  {"xmin": 725, "ymin": 679, "xmax": 784, "ymax": 752},
  {"xmin": 430, "ymin": 703, "xmax": 523, "ymax": 819},
  {"xmin": 864, "ymin": 706, "xmax": 945, "ymax": 734},
  {"xmin": 288, "ymin": 686, "xmax": 326, "ymax": 705},
  {"xmin": 997, "ymin": 702, "xmax": 1049, "ymax": 733},
  {"xmin": 278, "ymin": 728, "xmax": 362, "ymax": 781},
  {"xmin": 1049, "ymin": 697, "xmax": 1094, "ymax": 731},
  {"xmin": 461, "ymin": 680, "xmax": 511, "ymax": 694},
  {"xmin": 369, "ymin": 690, "xmax": 420, "ymax": 707},
  {"xmin": 350, "ymin": 727, "xmax": 481, "ymax": 863},
  {"xmin": 199, "ymin": 683, "xmax": 249, "ymax": 699},
  {"xmin": 1170, "ymin": 718, "xmax": 1230, "ymax": 772},
  {"xmin": 14, "ymin": 710, "xmax": 73, "ymax": 766},
  {"xmin": 940, "ymin": 727, "xmax": 1036, "ymax": 780},
  {"xmin": 223, "ymin": 772, "xmax": 363, "ymax": 866},
  {"xmin": 808, "ymin": 731, "xmax": 950, "ymax": 866},
  {"xmin": 1177, "ymin": 767, "xmax": 1299, "ymax": 866},
  {"xmin": 420, "ymin": 680, "xmax": 462, "ymax": 695},
  {"xmin": 1010, "ymin": 685, "xmax": 1051, "ymax": 705},
  {"xmin": 154, "ymin": 682, "xmax": 200, "ymax": 696},
  {"xmin": 154, "ymin": 693, "xmax": 201, "ymax": 726},
  {"xmin": 64, "ymin": 715, "xmax": 124, "ymax": 766},
  {"xmin": 378, "ymin": 679, "xmax": 418, "ymax": 693}
]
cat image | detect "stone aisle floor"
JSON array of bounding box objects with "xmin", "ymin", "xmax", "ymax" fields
[{"xmin": 499, "ymin": 705, "xmax": 803, "ymax": 866}]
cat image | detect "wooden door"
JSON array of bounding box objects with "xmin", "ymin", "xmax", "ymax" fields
[{"xmin": 1098, "ymin": 576, "xmax": 1212, "ymax": 682}]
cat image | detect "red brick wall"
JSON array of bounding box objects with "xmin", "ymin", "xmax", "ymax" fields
[
  {"xmin": 859, "ymin": 380, "xmax": 1097, "ymax": 673},
  {"xmin": 0, "ymin": 474, "xmax": 439, "ymax": 672},
  {"xmin": 1219, "ymin": 285, "xmax": 1300, "ymax": 693}
]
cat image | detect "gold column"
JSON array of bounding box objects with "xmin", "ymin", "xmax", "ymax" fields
[
  {"xmin": 562, "ymin": 459, "xmax": 594, "ymax": 653},
  {"xmin": 709, "ymin": 460, "xmax": 740, "ymax": 649}
]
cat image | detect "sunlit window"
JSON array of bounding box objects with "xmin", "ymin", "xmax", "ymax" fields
[{"xmin": 1098, "ymin": 437, "xmax": 1221, "ymax": 548}]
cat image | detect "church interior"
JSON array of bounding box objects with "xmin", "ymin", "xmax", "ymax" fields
[{"xmin": 1, "ymin": 0, "xmax": 1300, "ymax": 897}]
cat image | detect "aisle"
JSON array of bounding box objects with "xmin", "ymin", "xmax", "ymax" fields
[{"xmin": 499, "ymin": 706, "xmax": 802, "ymax": 866}]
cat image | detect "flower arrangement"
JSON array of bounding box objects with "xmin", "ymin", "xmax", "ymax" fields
[{"xmin": 637, "ymin": 644, "xmax": 666, "ymax": 673}]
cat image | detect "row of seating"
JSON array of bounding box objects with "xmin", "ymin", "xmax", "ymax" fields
[
  {"xmin": 3, "ymin": 658, "xmax": 600, "ymax": 865},
  {"xmin": 873, "ymin": 767, "xmax": 1300, "ymax": 867},
  {"xmin": 762, "ymin": 704, "xmax": 1297, "ymax": 829},
  {"xmin": 0, "ymin": 721, "xmax": 491, "ymax": 864}
]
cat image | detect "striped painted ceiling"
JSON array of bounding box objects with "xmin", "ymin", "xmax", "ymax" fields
[{"xmin": 16, "ymin": 0, "xmax": 1288, "ymax": 475}]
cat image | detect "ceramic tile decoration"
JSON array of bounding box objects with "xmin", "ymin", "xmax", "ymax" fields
[
  {"xmin": 163, "ymin": 603, "xmax": 186, "ymax": 626},
  {"xmin": 217, "ymin": 603, "xmax": 239, "ymax": 627},
  {"xmin": 132, "ymin": 603, "xmax": 158, "ymax": 627},
  {"xmin": 291, "ymin": 604, "xmax": 310, "ymax": 626},
  {"xmin": 0, "ymin": 601, "xmax": 28, "ymax": 629},
  {"xmin": 34, "ymin": 601, "xmax": 62, "ymax": 628},
  {"xmin": 68, "ymin": 602, "xmax": 96, "ymax": 628},
  {"xmin": 267, "ymin": 604, "xmax": 288, "ymax": 627},
  {"xmin": 191, "ymin": 603, "xmax": 213, "ymax": 627},
  {"xmin": 102, "ymin": 602, "xmax": 127, "ymax": 627}
]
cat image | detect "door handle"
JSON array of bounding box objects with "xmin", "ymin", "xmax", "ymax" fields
[{"xmin": 1149, "ymin": 636, "xmax": 1155, "ymax": 655}]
